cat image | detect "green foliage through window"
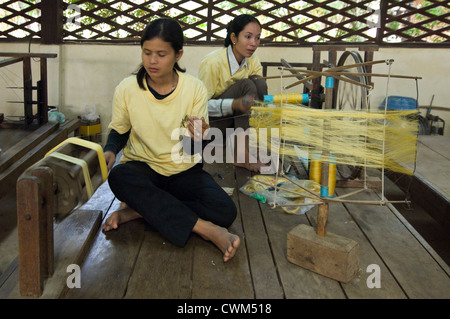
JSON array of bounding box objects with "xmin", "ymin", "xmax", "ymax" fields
[{"xmin": 0, "ymin": 0, "xmax": 448, "ymax": 45}]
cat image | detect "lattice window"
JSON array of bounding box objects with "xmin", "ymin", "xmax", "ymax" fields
[
  {"xmin": 0, "ymin": 0, "xmax": 41, "ymax": 39},
  {"xmin": 383, "ymin": 0, "xmax": 449, "ymax": 43},
  {"xmin": 63, "ymin": 0, "xmax": 217, "ymax": 41},
  {"xmin": 60, "ymin": 0, "xmax": 385, "ymax": 43},
  {"xmin": 0, "ymin": 0, "xmax": 449, "ymax": 45}
]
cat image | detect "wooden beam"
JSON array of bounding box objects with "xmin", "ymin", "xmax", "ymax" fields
[
  {"xmin": 17, "ymin": 176, "xmax": 45, "ymax": 297},
  {"xmin": 38, "ymin": 58, "xmax": 49, "ymax": 124},
  {"xmin": 22, "ymin": 57, "xmax": 33, "ymax": 124},
  {"xmin": 0, "ymin": 53, "xmax": 57, "ymax": 59},
  {"xmin": 40, "ymin": 0, "xmax": 63, "ymax": 44}
]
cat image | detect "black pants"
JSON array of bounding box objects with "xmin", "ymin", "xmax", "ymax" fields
[{"xmin": 108, "ymin": 161, "xmax": 237, "ymax": 247}]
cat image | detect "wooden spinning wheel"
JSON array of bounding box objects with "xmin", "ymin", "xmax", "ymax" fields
[{"xmin": 332, "ymin": 50, "xmax": 370, "ymax": 180}]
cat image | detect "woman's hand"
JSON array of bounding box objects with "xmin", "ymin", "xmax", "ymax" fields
[
  {"xmin": 231, "ymin": 94, "xmax": 255, "ymax": 114},
  {"xmin": 187, "ymin": 116, "xmax": 210, "ymax": 142},
  {"xmin": 104, "ymin": 150, "xmax": 116, "ymax": 171}
]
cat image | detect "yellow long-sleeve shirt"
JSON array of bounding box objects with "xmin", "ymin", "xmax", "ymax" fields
[
  {"xmin": 198, "ymin": 46, "xmax": 263, "ymax": 102},
  {"xmin": 108, "ymin": 71, "xmax": 208, "ymax": 176}
]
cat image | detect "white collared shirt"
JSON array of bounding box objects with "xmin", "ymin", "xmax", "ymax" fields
[{"xmin": 227, "ymin": 44, "xmax": 249, "ymax": 76}]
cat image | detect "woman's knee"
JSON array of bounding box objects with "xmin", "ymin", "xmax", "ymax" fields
[
  {"xmin": 250, "ymin": 75, "xmax": 268, "ymax": 100},
  {"xmin": 107, "ymin": 164, "xmax": 129, "ymax": 196},
  {"xmin": 108, "ymin": 162, "xmax": 146, "ymax": 194},
  {"xmin": 239, "ymin": 78, "xmax": 258, "ymax": 97},
  {"xmin": 108, "ymin": 164, "xmax": 125, "ymax": 187}
]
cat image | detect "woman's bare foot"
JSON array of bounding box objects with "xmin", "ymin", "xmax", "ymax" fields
[
  {"xmin": 102, "ymin": 202, "xmax": 142, "ymax": 232},
  {"xmin": 193, "ymin": 219, "xmax": 240, "ymax": 262},
  {"xmin": 232, "ymin": 130, "xmax": 270, "ymax": 173},
  {"xmin": 233, "ymin": 159, "xmax": 266, "ymax": 173}
]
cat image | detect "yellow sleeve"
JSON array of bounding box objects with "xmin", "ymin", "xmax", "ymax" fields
[
  {"xmin": 198, "ymin": 58, "xmax": 218, "ymax": 100},
  {"xmin": 108, "ymin": 83, "xmax": 131, "ymax": 134},
  {"xmin": 191, "ymin": 79, "xmax": 210, "ymax": 124}
]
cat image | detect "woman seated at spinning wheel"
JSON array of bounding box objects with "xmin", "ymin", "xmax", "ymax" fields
[
  {"xmin": 198, "ymin": 14, "xmax": 269, "ymax": 172},
  {"xmin": 102, "ymin": 18, "xmax": 240, "ymax": 262}
]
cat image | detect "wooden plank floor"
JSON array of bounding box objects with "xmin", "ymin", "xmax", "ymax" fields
[
  {"xmin": 1, "ymin": 159, "xmax": 449, "ymax": 299},
  {"xmin": 416, "ymin": 135, "xmax": 450, "ymax": 199},
  {"xmin": 385, "ymin": 135, "xmax": 450, "ymax": 266}
]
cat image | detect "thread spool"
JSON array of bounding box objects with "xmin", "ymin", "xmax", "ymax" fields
[
  {"xmin": 325, "ymin": 76, "xmax": 334, "ymax": 89},
  {"xmin": 264, "ymin": 93, "xmax": 309, "ymax": 105},
  {"xmin": 309, "ymin": 153, "xmax": 322, "ymax": 184},
  {"xmin": 327, "ymin": 155, "xmax": 337, "ymax": 198},
  {"xmin": 309, "ymin": 153, "xmax": 336, "ymax": 198}
]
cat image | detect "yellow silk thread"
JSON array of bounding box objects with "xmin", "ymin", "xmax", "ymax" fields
[{"xmin": 249, "ymin": 104, "xmax": 418, "ymax": 175}]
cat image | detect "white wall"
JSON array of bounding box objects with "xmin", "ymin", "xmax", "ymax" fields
[{"xmin": 1, "ymin": 42, "xmax": 449, "ymax": 142}]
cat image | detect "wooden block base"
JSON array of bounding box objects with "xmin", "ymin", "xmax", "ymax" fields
[{"xmin": 287, "ymin": 224, "xmax": 359, "ymax": 283}]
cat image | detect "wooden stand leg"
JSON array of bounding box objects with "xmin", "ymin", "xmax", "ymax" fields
[
  {"xmin": 30, "ymin": 166, "xmax": 55, "ymax": 277},
  {"xmin": 17, "ymin": 176, "xmax": 44, "ymax": 297},
  {"xmin": 317, "ymin": 203, "xmax": 329, "ymax": 236},
  {"xmin": 17, "ymin": 166, "xmax": 55, "ymax": 297}
]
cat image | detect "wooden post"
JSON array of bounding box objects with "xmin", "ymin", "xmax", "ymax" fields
[
  {"xmin": 316, "ymin": 76, "xmax": 334, "ymax": 236},
  {"xmin": 30, "ymin": 166, "xmax": 55, "ymax": 276},
  {"xmin": 17, "ymin": 166, "xmax": 55, "ymax": 297},
  {"xmin": 38, "ymin": 58, "xmax": 49, "ymax": 124},
  {"xmin": 40, "ymin": 0, "xmax": 63, "ymax": 44},
  {"xmin": 317, "ymin": 203, "xmax": 329, "ymax": 236},
  {"xmin": 22, "ymin": 57, "xmax": 33, "ymax": 125},
  {"xmin": 311, "ymin": 49, "xmax": 322, "ymax": 109},
  {"xmin": 17, "ymin": 176, "xmax": 45, "ymax": 297}
]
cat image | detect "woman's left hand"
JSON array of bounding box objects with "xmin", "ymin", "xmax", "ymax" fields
[{"xmin": 187, "ymin": 116, "xmax": 210, "ymax": 141}]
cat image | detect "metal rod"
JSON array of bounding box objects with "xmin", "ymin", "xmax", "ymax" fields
[
  {"xmin": 7, "ymin": 86, "xmax": 38, "ymax": 89},
  {"xmin": 258, "ymin": 71, "xmax": 421, "ymax": 81}
]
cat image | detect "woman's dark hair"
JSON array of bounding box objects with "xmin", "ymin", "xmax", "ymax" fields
[
  {"xmin": 224, "ymin": 14, "xmax": 262, "ymax": 47},
  {"xmin": 136, "ymin": 18, "xmax": 186, "ymax": 90}
]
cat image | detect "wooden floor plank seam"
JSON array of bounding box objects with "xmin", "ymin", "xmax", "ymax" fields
[
  {"xmin": 256, "ymin": 200, "xmax": 287, "ymax": 299},
  {"xmin": 123, "ymin": 230, "xmax": 146, "ymax": 299}
]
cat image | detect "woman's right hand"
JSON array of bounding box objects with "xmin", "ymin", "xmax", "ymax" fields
[
  {"xmin": 104, "ymin": 150, "xmax": 116, "ymax": 171},
  {"xmin": 232, "ymin": 95, "xmax": 255, "ymax": 114}
]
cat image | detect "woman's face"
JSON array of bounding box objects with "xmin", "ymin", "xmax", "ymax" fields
[
  {"xmin": 141, "ymin": 37, "xmax": 182, "ymax": 79},
  {"xmin": 231, "ymin": 22, "xmax": 261, "ymax": 63}
]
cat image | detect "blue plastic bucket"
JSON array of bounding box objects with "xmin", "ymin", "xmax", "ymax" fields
[{"xmin": 380, "ymin": 96, "xmax": 418, "ymax": 110}]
